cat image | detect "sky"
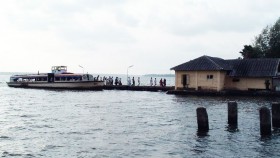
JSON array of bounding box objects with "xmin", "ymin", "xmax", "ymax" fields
[{"xmin": 0, "ymin": 0, "xmax": 279, "ymax": 75}]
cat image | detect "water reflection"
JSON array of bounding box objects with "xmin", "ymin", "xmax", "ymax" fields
[
  {"xmin": 196, "ymin": 131, "xmax": 209, "ymax": 137},
  {"xmin": 226, "ymin": 125, "xmax": 239, "ymax": 133},
  {"xmin": 192, "ymin": 134, "xmax": 210, "ymax": 156}
]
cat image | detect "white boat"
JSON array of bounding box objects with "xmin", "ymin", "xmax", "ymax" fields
[{"xmin": 7, "ymin": 66, "xmax": 104, "ymax": 90}]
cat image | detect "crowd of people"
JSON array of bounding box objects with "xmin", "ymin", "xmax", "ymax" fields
[
  {"xmin": 149, "ymin": 77, "xmax": 167, "ymax": 87},
  {"xmin": 99, "ymin": 76, "xmax": 167, "ymax": 87},
  {"xmin": 103, "ymin": 76, "xmax": 122, "ymax": 85},
  {"xmin": 127, "ymin": 77, "xmax": 141, "ymax": 86}
]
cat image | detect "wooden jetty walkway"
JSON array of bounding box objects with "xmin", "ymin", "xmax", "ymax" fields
[{"xmin": 103, "ymin": 85, "xmax": 174, "ymax": 92}]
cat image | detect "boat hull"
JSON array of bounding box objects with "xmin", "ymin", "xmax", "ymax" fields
[{"xmin": 7, "ymin": 81, "xmax": 104, "ymax": 90}]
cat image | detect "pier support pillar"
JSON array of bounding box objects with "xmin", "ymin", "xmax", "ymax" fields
[
  {"xmin": 196, "ymin": 107, "xmax": 209, "ymax": 132},
  {"xmin": 272, "ymin": 102, "xmax": 280, "ymax": 128},
  {"xmin": 228, "ymin": 101, "xmax": 238, "ymax": 127},
  {"xmin": 259, "ymin": 107, "xmax": 272, "ymax": 136}
]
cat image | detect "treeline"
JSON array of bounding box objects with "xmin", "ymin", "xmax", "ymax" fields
[
  {"xmin": 143, "ymin": 74, "xmax": 175, "ymax": 77},
  {"xmin": 240, "ymin": 17, "xmax": 280, "ymax": 59}
]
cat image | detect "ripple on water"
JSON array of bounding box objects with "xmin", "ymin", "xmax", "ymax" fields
[
  {"xmin": 41, "ymin": 145, "xmax": 64, "ymax": 152},
  {"xmin": 1, "ymin": 85, "xmax": 280, "ymax": 157},
  {"xmin": 0, "ymin": 136, "xmax": 11, "ymax": 140},
  {"xmin": 2, "ymin": 151, "xmax": 34, "ymax": 157}
]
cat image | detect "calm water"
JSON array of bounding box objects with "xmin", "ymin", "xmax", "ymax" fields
[{"xmin": 1, "ymin": 74, "xmax": 280, "ymax": 157}]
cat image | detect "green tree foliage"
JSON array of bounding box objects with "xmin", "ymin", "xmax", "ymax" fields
[
  {"xmin": 239, "ymin": 45, "xmax": 262, "ymax": 58},
  {"xmin": 268, "ymin": 18, "xmax": 280, "ymax": 57},
  {"xmin": 254, "ymin": 26, "xmax": 270, "ymax": 56},
  {"xmin": 240, "ymin": 17, "xmax": 280, "ymax": 58}
]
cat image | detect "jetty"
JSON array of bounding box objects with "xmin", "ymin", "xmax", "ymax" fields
[
  {"xmin": 8, "ymin": 84, "xmax": 174, "ymax": 92},
  {"xmin": 167, "ymin": 89, "xmax": 280, "ymax": 96},
  {"xmin": 104, "ymin": 85, "xmax": 174, "ymax": 92}
]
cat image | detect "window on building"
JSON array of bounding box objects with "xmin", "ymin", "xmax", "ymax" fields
[
  {"xmin": 232, "ymin": 78, "xmax": 240, "ymax": 82},
  {"xmin": 207, "ymin": 75, "xmax": 213, "ymax": 79}
]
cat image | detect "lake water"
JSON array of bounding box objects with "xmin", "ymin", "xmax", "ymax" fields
[{"xmin": 1, "ymin": 74, "xmax": 280, "ymax": 157}]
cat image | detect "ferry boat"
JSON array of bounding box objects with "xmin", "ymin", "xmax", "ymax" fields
[{"xmin": 7, "ymin": 66, "xmax": 104, "ymax": 90}]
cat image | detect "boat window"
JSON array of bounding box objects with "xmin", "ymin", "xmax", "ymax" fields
[
  {"xmin": 55, "ymin": 77, "xmax": 60, "ymax": 81},
  {"xmin": 52, "ymin": 66, "xmax": 66, "ymax": 71},
  {"xmin": 11, "ymin": 78, "xmax": 19, "ymax": 82},
  {"xmin": 88, "ymin": 75, "xmax": 94, "ymax": 81},
  {"xmin": 73, "ymin": 77, "xmax": 79, "ymax": 81},
  {"xmin": 82, "ymin": 75, "xmax": 88, "ymax": 80},
  {"xmin": 75, "ymin": 76, "xmax": 82, "ymax": 81},
  {"xmin": 59, "ymin": 66, "xmax": 67, "ymax": 71},
  {"xmin": 82, "ymin": 74, "xmax": 94, "ymax": 81}
]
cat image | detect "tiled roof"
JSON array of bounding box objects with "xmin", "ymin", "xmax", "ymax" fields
[
  {"xmin": 229, "ymin": 59, "xmax": 280, "ymax": 77},
  {"xmin": 171, "ymin": 55, "xmax": 280, "ymax": 77},
  {"xmin": 170, "ymin": 56, "xmax": 231, "ymax": 71}
]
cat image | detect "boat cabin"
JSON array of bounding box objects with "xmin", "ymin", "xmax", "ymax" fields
[
  {"xmin": 52, "ymin": 66, "xmax": 67, "ymax": 74},
  {"xmin": 10, "ymin": 66, "xmax": 95, "ymax": 83}
]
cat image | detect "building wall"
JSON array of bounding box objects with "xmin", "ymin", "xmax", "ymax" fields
[
  {"xmin": 175, "ymin": 70, "xmax": 272, "ymax": 91},
  {"xmin": 175, "ymin": 71, "xmax": 226, "ymax": 91},
  {"xmin": 224, "ymin": 77, "xmax": 272, "ymax": 90},
  {"xmin": 218, "ymin": 71, "xmax": 227, "ymax": 91}
]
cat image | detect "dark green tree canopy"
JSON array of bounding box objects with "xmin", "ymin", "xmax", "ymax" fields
[
  {"xmin": 240, "ymin": 17, "xmax": 280, "ymax": 59},
  {"xmin": 239, "ymin": 45, "xmax": 262, "ymax": 58}
]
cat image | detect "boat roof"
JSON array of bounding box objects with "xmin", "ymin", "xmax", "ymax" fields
[{"xmin": 11, "ymin": 73, "xmax": 85, "ymax": 78}]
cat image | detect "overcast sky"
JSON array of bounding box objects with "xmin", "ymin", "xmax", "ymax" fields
[{"xmin": 0, "ymin": 0, "xmax": 279, "ymax": 75}]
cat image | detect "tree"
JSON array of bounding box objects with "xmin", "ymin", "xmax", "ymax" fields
[
  {"xmin": 267, "ymin": 18, "xmax": 280, "ymax": 57},
  {"xmin": 239, "ymin": 45, "xmax": 262, "ymax": 59},
  {"xmin": 253, "ymin": 26, "xmax": 270, "ymax": 56},
  {"xmin": 240, "ymin": 17, "xmax": 280, "ymax": 58}
]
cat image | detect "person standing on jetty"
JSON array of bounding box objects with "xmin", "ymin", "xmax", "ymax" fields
[
  {"xmin": 119, "ymin": 78, "xmax": 122, "ymax": 85},
  {"xmin": 163, "ymin": 78, "xmax": 166, "ymax": 87},
  {"xmin": 138, "ymin": 77, "xmax": 140, "ymax": 86},
  {"xmin": 132, "ymin": 77, "xmax": 135, "ymax": 86},
  {"xmin": 160, "ymin": 78, "xmax": 163, "ymax": 87},
  {"xmin": 154, "ymin": 78, "xmax": 157, "ymax": 86},
  {"xmin": 150, "ymin": 77, "xmax": 153, "ymax": 86},
  {"xmin": 127, "ymin": 77, "xmax": 131, "ymax": 86},
  {"xmin": 115, "ymin": 77, "xmax": 118, "ymax": 85}
]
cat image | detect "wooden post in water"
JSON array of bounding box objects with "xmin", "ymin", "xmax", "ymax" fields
[
  {"xmin": 259, "ymin": 107, "xmax": 272, "ymax": 136},
  {"xmin": 272, "ymin": 102, "xmax": 280, "ymax": 128},
  {"xmin": 196, "ymin": 107, "xmax": 209, "ymax": 132},
  {"xmin": 228, "ymin": 101, "xmax": 238, "ymax": 127}
]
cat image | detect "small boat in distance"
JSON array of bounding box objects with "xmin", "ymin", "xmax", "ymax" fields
[{"xmin": 7, "ymin": 66, "xmax": 104, "ymax": 90}]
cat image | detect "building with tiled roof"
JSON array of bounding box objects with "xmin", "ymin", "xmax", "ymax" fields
[{"xmin": 171, "ymin": 55, "xmax": 280, "ymax": 91}]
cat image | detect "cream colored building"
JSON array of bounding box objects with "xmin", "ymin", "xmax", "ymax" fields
[{"xmin": 171, "ymin": 56, "xmax": 280, "ymax": 91}]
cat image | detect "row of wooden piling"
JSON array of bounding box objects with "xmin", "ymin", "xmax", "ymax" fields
[{"xmin": 196, "ymin": 102, "xmax": 280, "ymax": 136}]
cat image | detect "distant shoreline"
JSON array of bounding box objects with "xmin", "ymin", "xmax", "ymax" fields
[{"xmin": 143, "ymin": 74, "xmax": 175, "ymax": 77}]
